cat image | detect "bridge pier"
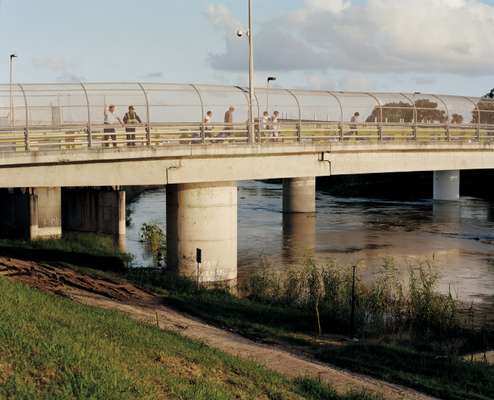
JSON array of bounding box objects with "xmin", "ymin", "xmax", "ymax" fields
[
  {"xmin": 62, "ymin": 188, "xmax": 126, "ymax": 250},
  {"xmin": 433, "ymin": 170, "xmax": 460, "ymax": 201},
  {"xmin": 0, "ymin": 187, "xmax": 62, "ymax": 240},
  {"xmin": 283, "ymin": 177, "xmax": 316, "ymax": 213},
  {"xmin": 283, "ymin": 213, "xmax": 316, "ymax": 263},
  {"xmin": 166, "ymin": 181, "xmax": 237, "ymax": 284}
]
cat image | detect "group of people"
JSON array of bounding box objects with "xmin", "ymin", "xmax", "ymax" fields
[
  {"xmin": 202, "ymin": 107, "xmax": 281, "ymax": 138},
  {"xmin": 261, "ymin": 111, "xmax": 280, "ymax": 137},
  {"xmin": 104, "ymin": 104, "xmax": 142, "ymax": 147},
  {"xmin": 103, "ymin": 104, "xmax": 283, "ymax": 146}
]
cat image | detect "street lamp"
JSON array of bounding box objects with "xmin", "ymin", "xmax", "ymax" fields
[
  {"xmin": 9, "ymin": 54, "xmax": 17, "ymax": 127},
  {"xmin": 266, "ymin": 76, "xmax": 276, "ymax": 114},
  {"xmin": 236, "ymin": 0, "xmax": 255, "ymax": 144}
]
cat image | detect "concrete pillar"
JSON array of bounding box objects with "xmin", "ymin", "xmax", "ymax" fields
[
  {"xmin": 62, "ymin": 188, "xmax": 126, "ymax": 250},
  {"xmin": 166, "ymin": 181, "xmax": 237, "ymax": 284},
  {"xmin": 117, "ymin": 191, "xmax": 126, "ymax": 252},
  {"xmin": 0, "ymin": 187, "xmax": 61, "ymax": 240},
  {"xmin": 433, "ymin": 170, "xmax": 460, "ymax": 201},
  {"xmin": 283, "ymin": 213, "xmax": 316, "ymax": 263},
  {"xmin": 283, "ymin": 177, "xmax": 316, "ymax": 213}
]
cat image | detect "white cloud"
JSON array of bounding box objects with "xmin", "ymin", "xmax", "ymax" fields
[
  {"xmin": 304, "ymin": 0, "xmax": 350, "ymax": 13},
  {"xmin": 207, "ymin": 0, "xmax": 494, "ymax": 76}
]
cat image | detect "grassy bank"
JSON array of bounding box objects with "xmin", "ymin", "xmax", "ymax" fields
[
  {"xmin": 120, "ymin": 263, "xmax": 494, "ymax": 400},
  {"xmin": 0, "ymin": 233, "xmax": 129, "ymax": 272},
  {"xmin": 0, "ymin": 233, "xmax": 124, "ymax": 258},
  {"xmin": 0, "ymin": 277, "xmax": 378, "ymax": 400}
]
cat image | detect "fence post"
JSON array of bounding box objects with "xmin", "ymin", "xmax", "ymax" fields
[
  {"xmin": 350, "ymin": 265, "xmax": 357, "ymax": 338},
  {"xmin": 24, "ymin": 127, "xmax": 29, "ymax": 151}
]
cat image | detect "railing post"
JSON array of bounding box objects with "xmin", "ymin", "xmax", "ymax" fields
[
  {"xmin": 446, "ymin": 124, "xmax": 451, "ymax": 141},
  {"xmin": 80, "ymin": 83, "xmax": 92, "ymax": 148},
  {"xmin": 297, "ymin": 122, "xmax": 302, "ymax": 143},
  {"xmin": 87, "ymin": 125, "xmax": 93, "ymax": 148},
  {"xmin": 200, "ymin": 122, "xmax": 206, "ymax": 144},
  {"xmin": 146, "ymin": 124, "xmax": 151, "ymax": 146},
  {"xmin": 24, "ymin": 127, "xmax": 29, "ymax": 151},
  {"xmin": 339, "ymin": 123, "xmax": 343, "ymax": 142}
]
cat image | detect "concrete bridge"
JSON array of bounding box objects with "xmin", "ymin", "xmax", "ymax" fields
[{"xmin": 1, "ymin": 82, "xmax": 494, "ymax": 283}]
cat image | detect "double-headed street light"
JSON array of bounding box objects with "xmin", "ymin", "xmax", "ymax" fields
[
  {"xmin": 266, "ymin": 76, "xmax": 276, "ymax": 114},
  {"xmin": 236, "ymin": 0, "xmax": 255, "ymax": 144},
  {"xmin": 9, "ymin": 54, "xmax": 17, "ymax": 127}
]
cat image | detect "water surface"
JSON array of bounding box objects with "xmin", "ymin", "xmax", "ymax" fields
[{"xmin": 126, "ymin": 181, "xmax": 494, "ymax": 319}]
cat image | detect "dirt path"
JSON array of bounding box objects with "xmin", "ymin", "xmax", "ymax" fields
[{"xmin": 0, "ymin": 258, "xmax": 438, "ymax": 400}]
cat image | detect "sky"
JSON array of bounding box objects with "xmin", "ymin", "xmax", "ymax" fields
[{"xmin": 1, "ymin": 0, "xmax": 494, "ymax": 96}]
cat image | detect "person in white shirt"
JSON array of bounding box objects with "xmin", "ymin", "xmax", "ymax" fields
[
  {"xmin": 197, "ymin": 110, "xmax": 214, "ymax": 141},
  {"xmin": 104, "ymin": 104, "xmax": 122, "ymax": 147}
]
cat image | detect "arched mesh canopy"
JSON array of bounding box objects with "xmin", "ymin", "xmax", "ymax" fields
[
  {"xmin": 1, "ymin": 83, "xmax": 492, "ymax": 151},
  {"xmin": 0, "ymin": 83, "xmax": 488, "ymax": 128}
]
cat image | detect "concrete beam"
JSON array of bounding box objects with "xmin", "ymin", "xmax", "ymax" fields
[
  {"xmin": 166, "ymin": 181, "xmax": 237, "ymax": 284},
  {"xmin": 1, "ymin": 143, "xmax": 494, "ymax": 188}
]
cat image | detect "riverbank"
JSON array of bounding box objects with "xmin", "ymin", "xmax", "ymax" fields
[
  {"xmin": 0, "ymin": 257, "xmax": 430, "ymax": 400},
  {"xmin": 1, "ymin": 252, "xmax": 491, "ymax": 399},
  {"xmin": 123, "ymin": 265, "xmax": 493, "ymax": 400}
]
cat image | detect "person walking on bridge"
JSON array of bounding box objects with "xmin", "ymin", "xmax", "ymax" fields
[
  {"xmin": 123, "ymin": 105, "xmax": 142, "ymax": 146},
  {"xmin": 222, "ymin": 106, "xmax": 235, "ymax": 140},
  {"xmin": 350, "ymin": 111, "xmax": 360, "ymax": 138},
  {"xmin": 103, "ymin": 104, "xmax": 122, "ymax": 147}
]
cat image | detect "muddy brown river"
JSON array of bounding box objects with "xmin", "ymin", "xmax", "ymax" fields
[{"xmin": 126, "ymin": 181, "xmax": 494, "ymax": 323}]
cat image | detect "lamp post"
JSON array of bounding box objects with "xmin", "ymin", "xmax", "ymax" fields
[
  {"xmin": 247, "ymin": 0, "xmax": 255, "ymax": 144},
  {"xmin": 266, "ymin": 76, "xmax": 276, "ymax": 114},
  {"xmin": 9, "ymin": 54, "xmax": 17, "ymax": 127}
]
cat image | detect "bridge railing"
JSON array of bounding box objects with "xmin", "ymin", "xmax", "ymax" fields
[{"xmin": 1, "ymin": 121, "xmax": 493, "ymax": 153}]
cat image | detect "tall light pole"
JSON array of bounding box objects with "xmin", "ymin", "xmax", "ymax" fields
[
  {"xmin": 247, "ymin": 0, "xmax": 255, "ymax": 144},
  {"xmin": 9, "ymin": 54, "xmax": 17, "ymax": 127},
  {"xmin": 266, "ymin": 76, "xmax": 276, "ymax": 114}
]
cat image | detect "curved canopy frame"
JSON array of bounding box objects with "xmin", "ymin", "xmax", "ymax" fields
[{"xmin": 0, "ymin": 83, "xmax": 484, "ymax": 130}]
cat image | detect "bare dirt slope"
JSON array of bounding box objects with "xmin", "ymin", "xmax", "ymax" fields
[{"xmin": 0, "ymin": 257, "xmax": 437, "ymax": 400}]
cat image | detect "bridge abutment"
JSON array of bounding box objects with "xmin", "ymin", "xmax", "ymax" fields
[
  {"xmin": 433, "ymin": 170, "xmax": 460, "ymax": 201},
  {"xmin": 62, "ymin": 188, "xmax": 126, "ymax": 250},
  {"xmin": 166, "ymin": 181, "xmax": 237, "ymax": 284},
  {"xmin": 283, "ymin": 177, "xmax": 316, "ymax": 213},
  {"xmin": 0, "ymin": 187, "xmax": 62, "ymax": 240}
]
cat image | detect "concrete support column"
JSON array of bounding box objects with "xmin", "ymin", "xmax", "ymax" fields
[
  {"xmin": 166, "ymin": 181, "xmax": 237, "ymax": 284},
  {"xmin": 433, "ymin": 170, "xmax": 460, "ymax": 201},
  {"xmin": 283, "ymin": 213, "xmax": 316, "ymax": 263},
  {"xmin": 283, "ymin": 177, "xmax": 316, "ymax": 213},
  {"xmin": 62, "ymin": 188, "xmax": 126, "ymax": 250},
  {"xmin": 0, "ymin": 187, "xmax": 61, "ymax": 240}
]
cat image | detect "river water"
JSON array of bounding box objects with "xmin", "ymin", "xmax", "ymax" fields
[{"xmin": 126, "ymin": 181, "xmax": 494, "ymax": 321}]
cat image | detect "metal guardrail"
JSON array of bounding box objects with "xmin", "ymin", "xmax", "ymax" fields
[{"xmin": 0, "ymin": 121, "xmax": 493, "ymax": 153}]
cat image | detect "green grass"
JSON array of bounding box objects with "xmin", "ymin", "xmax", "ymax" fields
[
  {"xmin": 0, "ymin": 233, "xmax": 123, "ymax": 258},
  {"xmin": 317, "ymin": 344, "xmax": 494, "ymax": 400},
  {"xmin": 118, "ymin": 268, "xmax": 494, "ymax": 400},
  {"xmin": 0, "ymin": 277, "xmax": 377, "ymax": 400}
]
